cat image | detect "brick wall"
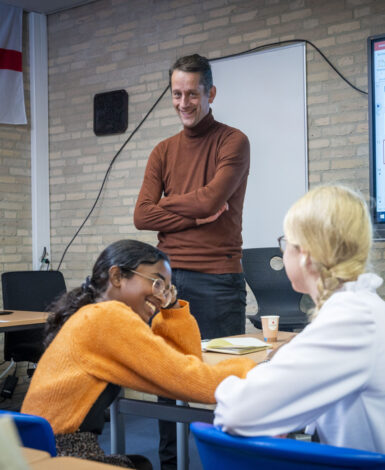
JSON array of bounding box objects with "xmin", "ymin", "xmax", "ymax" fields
[
  {"xmin": 44, "ymin": 0, "xmax": 385, "ymax": 290},
  {"xmin": 1, "ymin": 0, "xmax": 385, "ymax": 407}
]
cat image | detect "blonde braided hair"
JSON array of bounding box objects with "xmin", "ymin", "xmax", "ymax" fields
[{"xmin": 284, "ymin": 185, "xmax": 372, "ymax": 313}]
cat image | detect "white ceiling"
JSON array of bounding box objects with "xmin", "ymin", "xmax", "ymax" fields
[{"xmin": 2, "ymin": 0, "xmax": 97, "ymax": 15}]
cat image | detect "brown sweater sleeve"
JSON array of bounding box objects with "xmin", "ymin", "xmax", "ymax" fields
[
  {"xmin": 72, "ymin": 301, "xmax": 255, "ymax": 403},
  {"xmin": 158, "ymin": 129, "xmax": 250, "ymax": 218},
  {"xmin": 134, "ymin": 144, "xmax": 197, "ymax": 232}
]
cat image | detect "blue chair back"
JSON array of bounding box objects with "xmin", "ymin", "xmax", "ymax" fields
[
  {"xmin": 0, "ymin": 410, "xmax": 56, "ymax": 456},
  {"xmin": 191, "ymin": 422, "xmax": 385, "ymax": 470}
]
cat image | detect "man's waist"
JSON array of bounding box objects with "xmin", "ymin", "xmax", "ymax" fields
[
  {"xmin": 158, "ymin": 230, "xmax": 243, "ymax": 273},
  {"xmin": 165, "ymin": 252, "xmax": 243, "ymax": 274}
]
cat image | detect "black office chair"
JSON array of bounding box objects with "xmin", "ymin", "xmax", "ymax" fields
[
  {"xmin": 1, "ymin": 270, "xmax": 66, "ymax": 365},
  {"xmin": 242, "ymin": 248, "xmax": 310, "ymax": 332}
]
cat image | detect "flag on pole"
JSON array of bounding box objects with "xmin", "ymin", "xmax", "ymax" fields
[{"xmin": 0, "ymin": 3, "xmax": 27, "ymax": 125}]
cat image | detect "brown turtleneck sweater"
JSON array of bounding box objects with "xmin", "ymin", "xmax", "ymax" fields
[{"xmin": 134, "ymin": 110, "xmax": 250, "ymax": 273}]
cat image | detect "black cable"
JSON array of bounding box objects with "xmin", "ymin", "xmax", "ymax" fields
[
  {"xmin": 56, "ymin": 84, "xmax": 170, "ymax": 271},
  {"xmin": 56, "ymin": 38, "xmax": 367, "ymax": 270},
  {"xmin": 210, "ymin": 39, "xmax": 367, "ymax": 95}
]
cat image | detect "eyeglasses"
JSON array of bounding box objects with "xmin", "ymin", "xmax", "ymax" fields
[
  {"xmin": 128, "ymin": 269, "xmax": 177, "ymax": 308},
  {"xmin": 277, "ymin": 235, "xmax": 287, "ymax": 253}
]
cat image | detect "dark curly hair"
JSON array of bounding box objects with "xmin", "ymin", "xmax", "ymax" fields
[{"xmin": 44, "ymin": 240, "xmax": 169, "ymax": 348}]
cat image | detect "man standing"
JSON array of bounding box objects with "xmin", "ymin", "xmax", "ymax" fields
[
  {"xmin": 134, "ymin": 54, "xmax": 250, "ymax": 469},
  {"xmin": 134, "ymin": 53, "xmax": 250, "ymax": 339}
]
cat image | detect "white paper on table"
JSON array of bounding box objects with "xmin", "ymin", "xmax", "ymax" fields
[
  {"xmin": 202, "ymin": 336, "xmax": 272, "ymax": 351},
  {"xmin": 216, "ymin": 337, "xmax": 268, "ymax": 348}
]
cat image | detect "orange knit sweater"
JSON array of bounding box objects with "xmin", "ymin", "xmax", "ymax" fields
[{"xmin": 21, "ymin": 300, "xmax": 255, "ymax": 434}]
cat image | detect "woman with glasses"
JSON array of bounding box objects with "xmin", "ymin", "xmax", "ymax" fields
[
  {"xmin": 215, "ymin": 185, "xmax": 385, "ymax": 453},
  {"xmin": 22, "ymin": 239, "xmax": 255, "ymax": 469}
]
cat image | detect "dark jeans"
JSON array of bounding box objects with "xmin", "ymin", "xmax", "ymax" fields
[
  {"xmin": 173, "ymin": 269, "xmax": 246, "ymax": 338},
  {"xmin": 158, "ymin": 269, "xmax": 246, "ymax": 470}
]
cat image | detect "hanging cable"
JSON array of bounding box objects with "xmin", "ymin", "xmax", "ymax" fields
[
  {"xmin": 57, "ymin": 84, "xmax": 170, "ymax": 270},
  {"xmin": 210, "ymin": 39, "xmax": 367, "ymax": 95},
  {"xmin": 56, "ymin": 38, "xmax": 367, "ymax": 270}
]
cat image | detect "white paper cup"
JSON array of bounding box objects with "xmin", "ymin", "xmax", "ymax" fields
[{"xmin": 261, "ymin": 315, "xmax": 280, "ymax": 342}]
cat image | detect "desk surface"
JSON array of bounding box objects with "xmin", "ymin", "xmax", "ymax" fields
[
  {"xmin": 202, "ymin": 330, "xmax": 295, "ymax": 365},
  {"xmin": 0, "ymin": 310, "xmax": 48, "ymax": 331},
  {"xmin": 22, "ymin": 448, "xmax": 130, "ymax": 469},
  {"xmin": 111, "ymin": 329, "xmax": 297, "ymax": 467},
  {"xmin": 22, "ymin": 447, "xmax": 51, "ymax": 464},
  {"xmin": 21, "ymin": 448, "xmax": 143, "ymax": 470},
  {"xmin": 30, "ymin": 456, "xmax": 129, "ymax": 469}
]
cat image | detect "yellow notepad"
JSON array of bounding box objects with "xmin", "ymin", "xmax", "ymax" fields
[{"xmin": 202, "ymin": 337, "xmax": 272, "ymax": 355}]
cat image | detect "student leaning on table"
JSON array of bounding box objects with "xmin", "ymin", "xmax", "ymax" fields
[
  {"xmin": 21, "ymin": 239, "xmax": 255, "ymax": 469},
  {"xmin": 214, "ymin": 185, "xmax": 385, "ymax": 453}
]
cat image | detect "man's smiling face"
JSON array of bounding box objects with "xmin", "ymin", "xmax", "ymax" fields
[{"xmin": 171, "ymin": 70, "xmax": 216, "ymax": 128}]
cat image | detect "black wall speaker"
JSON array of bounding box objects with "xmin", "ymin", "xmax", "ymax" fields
[{"xmin": 93, "ymin": 89, "xmax": 128, "ymax": 136}]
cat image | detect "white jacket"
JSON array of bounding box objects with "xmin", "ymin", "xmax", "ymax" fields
[{"xmin": 214, "ymin": 273, "xmax": 385, "ymax": 452}]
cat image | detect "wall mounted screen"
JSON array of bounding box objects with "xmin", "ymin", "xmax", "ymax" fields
[
  {"xmin": 211, "ymin": 44, "xmax": 308, "ymax": 249},
  {"xmin": 368, "ymin": 33, "xmax": 385, "ymax": 239}
]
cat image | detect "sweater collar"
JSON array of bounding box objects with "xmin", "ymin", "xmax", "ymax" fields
[{"xmin": 183, "ymin": 109, "xmax": 215, "ymax": 138}]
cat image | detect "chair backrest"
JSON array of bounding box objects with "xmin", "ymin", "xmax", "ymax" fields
[
  {"xmin": 2, "ymin": 270, "xmax": 66, "ymax": 312},
  {"xmin": 242, "ymin": 247, "xmax": 300, "ymax": 312},
  {"xmin": 1, "ymin": 270, "xmax": 66, "ymax": 362},
  {"xmin": 191, "ymin": 422, "xmax": 385, "ymax": 470},
  {"xmin": 242, "ymin": 247, "xmax": 308, "ymax": 331},
  {"xmin": 0, "ymin": 410, "xmax": 57, "ymax": 456}
]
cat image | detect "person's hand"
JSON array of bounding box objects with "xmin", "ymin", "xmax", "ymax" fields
[
  {"xmin": 165, "ymin": 299, "xmax": 181, "ymax": 309},
  {"xmin": 164, "ymin": 286, "xmax": 181, "ymax": 309},
  {"xmin": 196, "ymin": 202, "xmax": 228, "ymax": 226}
]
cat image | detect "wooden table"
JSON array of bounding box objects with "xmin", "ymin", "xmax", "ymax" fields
[
  {"xmin": 110, "ymin": 330, "xmax": 296, "ymax": 470},
  {"xmin": 29, "ymin": 456, "xmax": 129, "ymax": 469},
  {"xmin": 0, "ymin": 309, "xmax": 48, "ymax": 379},
  {"xmin": 0, "ymin": 310, "xmax": 48, "ymax": 332},
  {"xmin": 203, "ymin": 330, "xmax": 295, "ymax": 365},
  {"xmin": 22, "ymin": 447, "xmax": 51, "ymax": 464},
  {"xmin": 22, "ymin": 447, "xmax": 134, "ymax": 469}
]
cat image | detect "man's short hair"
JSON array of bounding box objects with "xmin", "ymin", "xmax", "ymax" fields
[{"xmin": 169, "ymin": 54, "xmax": 213, "ymax": 95}]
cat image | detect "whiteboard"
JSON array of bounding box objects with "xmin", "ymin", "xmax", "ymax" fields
[{"xmin": 211, "ymin": 44, "xmax": 308, "ymax": 248}]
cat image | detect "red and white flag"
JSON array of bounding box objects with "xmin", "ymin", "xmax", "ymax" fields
[{"xmin": 0, "ymin": 3, "xmax": 27, "ymax": 125}]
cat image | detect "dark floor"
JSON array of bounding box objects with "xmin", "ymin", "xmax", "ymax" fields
[{"xmin": 99, "ymin": 415, "xmax": 203, "ymax": 470}]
